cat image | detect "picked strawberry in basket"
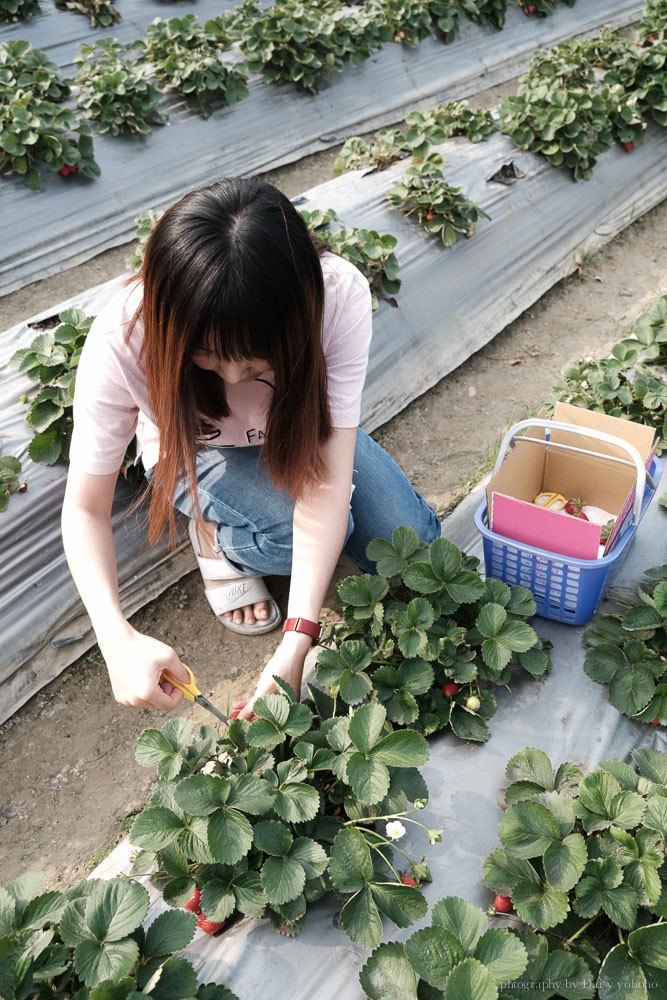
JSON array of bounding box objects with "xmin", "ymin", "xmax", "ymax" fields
[{"xmin": 474, "ymin": 403, "xmax": 662, "ymax": 625}]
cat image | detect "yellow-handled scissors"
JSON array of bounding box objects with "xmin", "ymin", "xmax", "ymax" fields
[
  {"xmin": 533, "ymin": 491, "xmax": 567, "ymax": 511},
  {"xmin": 162, "ymin": 664, "xmax": 228, "ymax": 725}
]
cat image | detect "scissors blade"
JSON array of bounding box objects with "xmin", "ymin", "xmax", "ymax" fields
[{"xmin": 195, "ymin": 694, "xmax": 229, "ymax": 725}]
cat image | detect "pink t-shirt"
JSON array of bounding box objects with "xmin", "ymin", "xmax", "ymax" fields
[{"xmin": 69, "ymin": 252, "xmax": 372, "ymax": 475}]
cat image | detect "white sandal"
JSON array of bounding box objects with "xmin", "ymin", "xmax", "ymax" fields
[{"xmin": 188, "ymin": 519, "xmax": 282, "ymax": 635}]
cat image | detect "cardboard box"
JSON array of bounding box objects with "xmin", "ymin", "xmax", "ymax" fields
[{"xmin": 487, "ymin": 404, "xmax": 657, "ymax": 560}]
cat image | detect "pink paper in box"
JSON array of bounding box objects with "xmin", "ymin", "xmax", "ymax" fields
[{"xmin": 490, "ymin": 493, "xmax": 601, "ymax": 559}]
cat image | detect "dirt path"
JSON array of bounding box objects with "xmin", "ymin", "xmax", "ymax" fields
[{"xmin": 1, "ymin": 161, "xmax": 666, "ymax": 892}]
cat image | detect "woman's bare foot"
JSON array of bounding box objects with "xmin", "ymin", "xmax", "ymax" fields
[{"xmin": 196, "ymin": 520, "xmax": 270, "ymax": 627}]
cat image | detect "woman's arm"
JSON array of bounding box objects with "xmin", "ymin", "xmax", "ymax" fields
[
  {"xmin": 238, "ymin": 426, "xmax": 357, "ymax": 717},
  {"xmin": 61, "ymin": 467, "xmax": 190, "ymax": 710}
]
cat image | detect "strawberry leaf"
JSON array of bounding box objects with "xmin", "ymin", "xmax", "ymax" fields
[
  {"xmin": 403, "ymin": 925, "xmax": 465, "ymax": 989},
  {"xmin": 359, "ymin": 941, "xmax": 418, "ymax": 1000}
]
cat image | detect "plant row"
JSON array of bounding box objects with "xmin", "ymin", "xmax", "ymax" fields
[
  {"xmin": 333, "ymin": 28, "xmax": 667, "ymax": 183},
  {"xmin": 5, "ymin": 740, "xmax": 667, "ymax": 997},
  {"xmin": 4, "ymin": 0, "xmax": 666, "ymax": 188}
]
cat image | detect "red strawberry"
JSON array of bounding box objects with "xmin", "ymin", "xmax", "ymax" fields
[
  {"xmin": 18, "ymin": 482, "xmax": 28, "ymax": 493},
  {"xmin": 623, "ymin": 141, "xmax": 634, "ymax": 152},
  {"xmin": 651, "ymin": 715, "xmax": 661, "ymax": 726},
  {"xmin": 441, "ymin": 682, "xmax": 460, "ymax": 699},
  {"xmin": 526, "ymin": 4, "xmax": 535, "ymax": 13},
  {"xmin": 494, "ymin": 893, "xmax": 513, "ymax": 913},
  {"xmin": 401, "ymin": 875, "xmax": 418, "ymax": 887},
  {"xmin": 575, "ymin": 511, "xmax": 588, "ymax": 521},
  {"xmin": 58, "ymin": 164, "xmax": 78, "ymax": 176},
  {"xmin": 196, "ymin": 913, "xmax": 226, "ymax": 934},
  {"xmin": 426, "ymin": 213, "xmax": 434, "ymax": 220},
  {"xmin": 185, "ymin": 889, "xmax": 202, "ymax": 914},
  {"xmin": 229, "ymin": 709, "xmax": 241, "ymax": 719}
]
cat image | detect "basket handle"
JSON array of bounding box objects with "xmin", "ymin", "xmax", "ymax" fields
[{"xmin": 494, "ymin": 418, "xmax": 647, "ymax": 523}]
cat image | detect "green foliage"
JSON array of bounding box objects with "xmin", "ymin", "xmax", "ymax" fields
[
  {"xmin": 333, "ymin": 100, "xmax": 495, "ymax": 175},
  {"xmin": 0, "ymin": 0, "xmax": 41, "ymax": 21},
  {"xmin": 617, "ymin": 293, "xmax": 667, "ymax": 366},
  {"xmin": 549, "ymin": 345, "xmax": 667, "ymax": 453},
  {"xmin": 0, "ymin": 41, "xmax": 99, "ymax": 190},
  {"xmin": 0, "ymin": 871, "xmax": 238, "ymax": 996},
  {"xmin": 368, "ymin": 0, "xmax": 434, "ymax": 48},
  {"xmin": 75, "ymin": 39, "xmax": 164, "ymax": 136},
  {"xmin": 583, "ymin": 567, "xmax": 667, "ymax": 725},
  {"xmin": 299, "ymin": 208, "xmax": 401, "ymax": 309},
  {"xmin": 10, "ymin": 308, "xmax": 93, "ymax": 465},
  {"xmin": 483, "ymin": 747, "xmax": 667, "ymax": 999},
  {"xmin": 54, "ymin": 0, "xmax": 121, "ymax": 28},
  {"xmin": 640, "ymin": 0, "xmax": 667, "ymax": 42},
  {"xmin": 316, "ymin": 528, "xmax": 551, "ymax": 742},
  {"xmin": 131, "ymin": 698, "xmax": 437, "ymax": 946},
  {"xmin": 0, "ymin": 455, "xmax": 26, "ymax": 512},
  {"xmin": 238, "ymin": 0, "xmax": 383, "ymax": 94},
  {"xmin": 137, "ymin": 14, "xmax": 249, "ymax": 117},
  {"xmin": 360, "ymin": 894, "xmax": 541, "ymax": 999},
  {"xmin": 10, "ymin": 308, "xmax": 141, "ymax": 479},
  {"xmin": 126, "ymin": 208, "xmax": 164, "ymax": 271},
  {"xmin": 517, "ymin": 0, "xmax": 576, "ymax": 16},
  {"xmin": 499, "ymin": 78, "xmax": 615, "ymax": 181},
  {"xmin": 387, "ymin": 153, "xmax": 490, "ymax": 246}
]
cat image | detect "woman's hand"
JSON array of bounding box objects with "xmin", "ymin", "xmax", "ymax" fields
[
  {"xmin": 98, "ymin": 622, "xmax": 191, "ymax": 712},
  {"xmin": 236, "ymin": 631, "xmax": 313, "ymax": 721}
]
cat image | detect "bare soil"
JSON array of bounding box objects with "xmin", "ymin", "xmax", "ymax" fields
[{"xmin": 1, "ymin": 151, "xmax": 666, "ymax": 893}]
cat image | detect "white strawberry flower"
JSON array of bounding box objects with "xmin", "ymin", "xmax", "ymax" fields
[{"xmin": 386, "ymin": 820, "xmax": 407, "ymax": 841}]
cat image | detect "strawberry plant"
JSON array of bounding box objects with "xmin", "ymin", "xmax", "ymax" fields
[
  {"xmin": 499, "ymin": 78, "xmax": 615, "ymax": 181},
  {"xmin": 316, "ymin": 527, "xmax": 552, "ymax": 743},
  {"xmin": 604, "ymin": 40, "xmax": 667, "ymax": 128},
  {"xmin": 333, "ymin": 101, "xmax": 495, "ymax": 175},
  {"xmin": 483, "ymin": 746, "xmax": 667, "ymax": 999},
  {"xmin": 75, "ymin": 39, "xmax": 165, "ymax": 135},
  {"xmin": 368, "ymin": 0, "xmax": 434, "ymax": 48},
  {"xmin": 549, "ymin": 343, "xmax": 667, "ymax": 452},
  {"xmin": 10, "ymin": 308, "xmax": 92, "ymax": 465},
  {"xmin": 333, "ymin": 129, "xmax": 407, "ymax": 176},
  {"xmin": 126, "ymin": 208, "xmax": 164, "ymax": 270},
  {"xmin": 640, "ymin": 0, "xmax": 667, "ymax": 43},
  {"xmin": 0, "ymin": 455, "xmax": 26, "ymax": 512},
  {"xmin": 473, "ymin": 0, "xmax": 508, "ymax": 29},
  {"xmin": 238, "ymin": 0, "xmax": 382, "ymax": 94},
  {"xmin": 617, "ymin": 293, "xmax": 667, "ymax": 365},
  {"xmin": 0, "ymin": 42, "xmax": 99, "ymax": 190},
  {"xmin": 0, "ymin": 41, "xmax": 72, "ymax": 103},
  {"xmin": 299, "ymin": 208, "xmax": 401, "ymax": 309},
  {"xmin": 54, "ymin": 0, "xmax": 120, "ymax": 28},
  {"xmin": 583, "ymin": 566, "xmax": 667, "ymax": 725},
  {"xmin": 137, "ymin": 15, "xmax": 249, "ymax": 117},
  {"xmin": 359, "ymin": 894, "xmax": 534, "ymax": 998},
  {"xmin": 0, "ymin": 0, "xmax": 41, "ymax": 21},
  {"xmin": 0, "ymin": 870, "xmax": 239, "ymax": 996},
  {"xmin": 130, "ymin": 691, "xmax": 439, "ymax": 945},
  {"xmin": 387, "ymin": 153, "xmax": 490, "ymax": 246}
]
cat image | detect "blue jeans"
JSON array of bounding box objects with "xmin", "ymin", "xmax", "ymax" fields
[{"xmin": 172, "ymin": 429, "xmax": 441, "ymax": 575}]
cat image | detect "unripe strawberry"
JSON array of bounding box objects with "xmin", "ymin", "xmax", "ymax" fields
[
  {"xmin": 466, "ymin": 695, "xmax": 481, "ymax": 712},
  {"xmin": 494, "ymin": 893, "xmax": 513, "ymax": 913},
  {"xmin": 651, "ymin": 715, "xmax": 660, "ymax": 726},
  {"xmin": 441, "ymin": 682, "xmax": 460, "ymax": 699}
]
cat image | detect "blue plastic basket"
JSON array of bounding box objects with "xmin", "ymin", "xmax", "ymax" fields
[{"xmin": 474, "ymin": 435, "xmax": 662, "ymax": 626}]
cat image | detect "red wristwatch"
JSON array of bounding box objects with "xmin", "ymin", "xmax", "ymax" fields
[{"xmin": 282, "ymin": 617, "xmax": 322, "ymax": 642}]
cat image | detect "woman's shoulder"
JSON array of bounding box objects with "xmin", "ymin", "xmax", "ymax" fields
[
  {"xmin": 86, "ymin": 279, "xmax": 144, "ymax": 353},
  {"xmin": 320, "ymin": 250, "xmax": 369, "ymax": 293}
]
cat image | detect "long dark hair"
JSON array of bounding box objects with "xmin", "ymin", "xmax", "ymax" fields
[{"xmin": 134, "ymin": 177, "xmax": 332, "ymax": 544}]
